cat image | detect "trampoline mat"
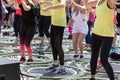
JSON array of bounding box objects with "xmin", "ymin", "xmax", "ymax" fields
[{"xmin": 27, "ymin": 67, "xmax": 77, "ymax": 76}]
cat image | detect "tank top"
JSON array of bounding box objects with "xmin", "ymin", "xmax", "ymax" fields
[
  {"xmin": 92, "ymin": 0, "xmax": 114, "ymax": 37},
  {"xmin": 40, "ymin": 0, "xmax": 51, "ymax": 16},
  {"xmin": 51, "ymin": 0, "xmax": 66, "ymax": 27},
  {"xmin": 16, "ymin": 0, "xmax": 22, "ymax": 15}
]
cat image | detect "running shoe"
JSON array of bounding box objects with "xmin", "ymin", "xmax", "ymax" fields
[
  {"xmin": 110, "ymin": 47, "xmax": 116, "ymax": 53},
  {"xmin": 19, "ymin": 57, "xmax": 26, "ymax": 62},
  {"xmin": 14, "ymin": 40, "xmax": 19, "ymax": 44},
  {"xmin": 27, "ymin": 59, "xmax": 33, "ymax": 62},
  {"xmin": 52, "ymin": 67, "xmax": 67, "ymax": 75},
  {"xmin": 73, "ymin": 55, "xmax": 79, "ymax": 60},
  {"xmin": 97, "ymin": 60, "xmax": 102, "ymax": 69},
  {"xmin": 46, "ymin": 64, "xmax": 59, "ymax": 71},
  {"xmin": 80, "ymin": 54, "xmax": 84, "ymax": 58}
]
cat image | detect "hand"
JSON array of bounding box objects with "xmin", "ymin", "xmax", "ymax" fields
[
  {"xmin": 38, "ymin": 0, "xmax": 44, "ymax": 4},
  {"xmin": 42, "ymin": 7, "xmax": 49, "ymax": 12}
]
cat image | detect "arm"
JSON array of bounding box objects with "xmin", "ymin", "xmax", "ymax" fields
[
  {"xmin": 5, "ymin": 0, "xmax": 13, "ymax": 7},
  {"xmin": 83, "ymin": 0, "xmax": 97, "ymax": 9},
  {"xmin": 68, "ymin": 18, "xmax": 74, "ymax": 26},
  {"xmin": 38, "ymin": 0, "xmax": 52, "ymax": 5},
  {"xmin": 42, "ymin": 0, "xmax": 65, "ymax": 11},
  {"xmin": 21, "ymin": 0, "xmax": 31, "ymax": 11},
  {"xmin": 108, "ymin": 0, "xmax": 117, "ymax": 9},
  {"xmin": 71, "ymin": 0, "xmax": 86, "ymax": 13}
]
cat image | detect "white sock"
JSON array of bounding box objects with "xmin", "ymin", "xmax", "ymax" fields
[
  {"xmin": 75, "ymin": 53, "xmax": 79, "ymax": 55},
  {"xmin": 53, "ymin": 62, "xmax": 58, "ymax": 65},
  {"xmin": 80, "ymin": 54, "xmax": 83, "ymax": 56},
  {"xmin": 60, "ymin": 66, "xmax": 65, "ymax": 69}
]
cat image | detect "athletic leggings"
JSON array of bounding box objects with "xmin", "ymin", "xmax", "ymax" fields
[
  {"xmin": 13, "ymin": 14, "xmax": 22, "ymax": 37},
  {"xmin": 91, "ymin": 33, "xmax": 114, "ymax": 80},
  {"xmin": 38, "ymin": 15, "xmax": 51, "ymax": 38},
  {"xmin": 50, "ymin": 25, "xmax": 65, "ymax": 65},
  {"xmin": 20, "ymin": 25, "xmax": 35, "ymax": 53}
]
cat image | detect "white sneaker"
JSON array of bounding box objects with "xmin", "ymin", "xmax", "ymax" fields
[
  {"xmin": 52, "ymin": 67, "xmax": 67, "ymax": 75},
  {"xmin": 46, "ymin": 64, "xmax": 59, "ymax": 71}
]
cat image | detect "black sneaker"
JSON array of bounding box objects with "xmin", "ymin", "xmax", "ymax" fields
[
  {"xmin": 73, "ymin": 55, "xmax": 79, "ymax": 58},
  {"xmin": 73, "ymin": 55, "xmax": 79, "ymax": 60},
  {"xmin": 19, "ymin": 57, "xmax": 26, "ymax": 62},
  {"xmin": 46, "ymin": 64, "xmax": 59, "ymax": 70},
  {"xmin": 80, "ymin": 55, "xmax": 83, "ymax": 58},
  {"xmin": 27, "ymin": 59, "xmax": 33, "ymax": 62}
]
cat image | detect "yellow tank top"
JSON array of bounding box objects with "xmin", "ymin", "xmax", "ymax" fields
[
  {"xmin": 40, "ymin": 1, "xmax": 51, "ymax": 16},
  {"xmin": 92, "ymin": 0, "xmax": 114, "ymax": 37},
  {"xmin": 51, "ymin": 0, "xmax": 66, "ymax": 27}
]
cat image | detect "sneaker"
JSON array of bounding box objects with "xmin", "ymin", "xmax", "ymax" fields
[
  {"xmin": 97, "ymin": 60, "xmax": 102, "ymax": 69},
  {"xmin": 38, "ymin": 43, "xmax": 44, "ymax": 48},
  {"xmin": 73, "ymin": 55, "xmax": 79, "ymax": 60},
  {"xmin": 110, "ymin": 47, "xmax": 116, "ymax": 53},
  {"xmin": 45, "ymin": 45, "xmax": 51, "ymax": 52},
  {"xmin": 27, "ymin": 59, "xmax": 33, "ymax": 62},
  {"xmin": 80, "ymin": 54, "xmax": 83, "ymax": 58},
  {"xmin": 14, "ymin": 40, "xmax": 19, "ymax": 44},
  {"xmin": 52, "ymin": 68, "xmax": 67, "ymax": 75},
  {"xmin": 46, "ymin": 64, "xmax": 59, "ymax": 71},
  {"xmin": 99, "ymin": 66, "xmax": 104, "ymax": 70},
  {"xmin": 19, "ymin": 57, "xmax": 26, "ymax": 62}
]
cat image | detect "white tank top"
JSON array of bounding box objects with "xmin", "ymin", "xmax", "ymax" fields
[{"xmin": 72, "ymin": 11, "xmax": 88, "ymax": 30}]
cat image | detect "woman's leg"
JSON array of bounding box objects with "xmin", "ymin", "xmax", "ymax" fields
[
  {"xmin": 78, "ymin": 32, "xmax": 86, "ymax": 57},
  {"xmin": 91, "ymin": 34, "xmax": 102, "ymax": 78},
  {"xmin": 72, "ymin": 33, "xmax": 79, "ymax": 55},
  {"xmin": 100, "ymin": 37, "xmax": 114, "ymax": 80}
]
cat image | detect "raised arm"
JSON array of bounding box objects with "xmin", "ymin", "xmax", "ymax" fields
[
  {"xmin": 21, "ymin": 0, "xmax": 33, "ymax": 11},
  {"xmin": 108, "ymin": 0, "xmax": 117, "ymax": 9},
  {"xmin": 38, "ymin": 0, "xmax": 52, "ymax": 5},
  {"xmin": 71, "ymin": 0, "xmax": 86, "ymax": 10},
  {"xmin": 83, "ymin": 0, "xmax": 97, "ymax": 9},
  {"xmin": 42, "ymin": 0, "xmax": 66, "ymax": 11}
]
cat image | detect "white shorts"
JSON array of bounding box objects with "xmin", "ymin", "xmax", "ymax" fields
[{"xmin": 72, "ymin": 23, "xmax": 88, "ymax": 35}]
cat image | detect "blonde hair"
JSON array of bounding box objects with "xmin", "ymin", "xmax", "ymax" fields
[{"xmin": 73, "ymin": 0, "xmax": 82, "ymax": 16}]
